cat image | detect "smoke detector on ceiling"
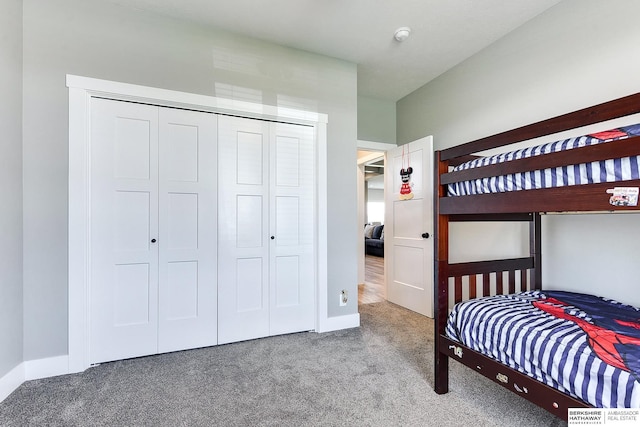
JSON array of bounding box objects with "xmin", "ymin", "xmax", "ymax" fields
[{"xmin": 394, "ymin": 27, "xmax": 411, "ymax": 42}]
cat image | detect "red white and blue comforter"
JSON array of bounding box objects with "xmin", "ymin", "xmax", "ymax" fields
[
  {"xmin": 448, "ymin": 125, "xmax": 640, "ymax": 196},
  {"xmin": 446, "ymin": 290, "xmax": 640, "ymax": 408}
]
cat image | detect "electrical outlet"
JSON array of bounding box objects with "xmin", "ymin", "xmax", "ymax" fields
[{"xmin": 340, "ymin": 290, "xmax": 348, "ymax": 306}]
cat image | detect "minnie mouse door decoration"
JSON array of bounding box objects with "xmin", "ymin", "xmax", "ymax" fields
[{"xmin": 399, "ymin": 145, "xmax": 414, "ymax": 200}]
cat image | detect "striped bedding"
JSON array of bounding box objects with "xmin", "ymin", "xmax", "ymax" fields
[
  {"xmin": 446, "ymin": 290, "xmax": 640, "ymax": 408},
  {"xmin": 448, "ymin": 125, "xmax": 640, "ymax": 196}
]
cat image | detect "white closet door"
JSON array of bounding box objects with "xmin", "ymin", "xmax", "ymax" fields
[
  {"xmin": 218, "ymin": 116, "xmax": 315, "ymax": 344},
  {"xmin": 157, "ymin": 108, "xmax": 218, "ymax": 353},
  {"xmin": 91, "ymin": 99, "xmax": 218, "ymax": 363},
  {"xmin": 90, "ymin": 99, "xmax": 160, "ymax": 363},
  {"xmin": 269, "ymin": 122, "xmax": 315, "ymax": 335},
  {"xmin": 218, "ymin": 116, "xmax": 271, "ymax": 344}
]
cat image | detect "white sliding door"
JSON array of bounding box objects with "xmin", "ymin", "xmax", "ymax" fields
[
  {"xmin": 90, "ymin": 98, "xmax": 217, "ymax": 364},
  {"xmin": 218, "ymin": 116, "xmax": 315, "ymax": 344}
]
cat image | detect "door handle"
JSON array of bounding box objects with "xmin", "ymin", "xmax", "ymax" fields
[{"xmin": 421, "ymin": 233, "xmax": 430, "ymax": 239}]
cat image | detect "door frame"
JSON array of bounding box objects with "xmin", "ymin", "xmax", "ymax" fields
[{"xmin": 67, "ymin": 75, "xmax": 329, "ymax": 373}]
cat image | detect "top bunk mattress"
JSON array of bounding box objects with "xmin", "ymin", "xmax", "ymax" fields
[
  {"xmin": 448, "ymin": 124, "xmax": 640, "ymax": 197},
  {"xmin": 446, "ymin": 290, "xmax": 640, "ymax": 408}
]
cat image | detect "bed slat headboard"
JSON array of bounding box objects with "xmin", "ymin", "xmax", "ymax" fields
[{"xmin": 450, "ymin": 269, "xmax": 533, "ymax": 304}]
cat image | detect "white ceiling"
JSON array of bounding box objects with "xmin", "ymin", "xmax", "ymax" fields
[{"xmin": 103, "ymin": 0, "xmax": 563, "ymax": 101}]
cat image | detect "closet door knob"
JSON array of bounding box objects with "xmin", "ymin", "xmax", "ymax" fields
[
  {"xmin": 270, "ymin": 236, "xmax": 275, "ymax": 240},
  {"xmin": 421, "ymin": 233, "xmax": 430, "ymax": 239},
  {"xmin": 151, "ymin": 239, "xmax": 157, "ymax": 243}
]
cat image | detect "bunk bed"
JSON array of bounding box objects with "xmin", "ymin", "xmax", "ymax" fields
[{"xmin": 433, "ymin": 92, "xmax": 640, "ymax": 420}]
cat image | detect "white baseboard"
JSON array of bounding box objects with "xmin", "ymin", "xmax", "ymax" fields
[
  {"xmin": 24, "ymin": 355, "xmax": 69, "ymax": 381},
  {"xmin": 0, "ymin": 363, "xmax": 25, "ymax": 402},
  {"xmin": 0, "ymin": 355, "xmax": 70, "ymax": 404},
  {"xmin": 317, "ymin": 312, "xmax": 360, "ymax": 333}
]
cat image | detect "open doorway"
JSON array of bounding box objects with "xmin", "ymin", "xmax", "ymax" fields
[
  {"xmin": 356, "ymin": 137, "xmax": 434, "ymax": 316},
  {"xmin": 357, "ymin": 149, "xmax": 387, "ymax": 305}
]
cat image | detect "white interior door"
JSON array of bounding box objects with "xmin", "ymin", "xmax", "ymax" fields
[
  {"xmin": 217, "ymin": 116, "xmax": 315, "ymax": 344},
  {"xmin": 384, "ymin": 136, "xmax": 434, "ymax": 317},
  {"xmin": 157, "ymin": 107, "xmax": 217, "ymax": 353},
  {"xmin": 90, "ymin": 99, "xmax": 218, "ymax": 363},
  {"xmin": 91, "ymin": 99, "xmax": 160, "ymax": 363}
]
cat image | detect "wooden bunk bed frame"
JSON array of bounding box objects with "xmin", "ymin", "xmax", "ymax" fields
[{"xmin": 433, "ymin": 92, "xmax": 640, "ymax": 421}]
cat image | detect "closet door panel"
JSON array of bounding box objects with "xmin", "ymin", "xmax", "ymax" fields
[
  {"xmin": 274, "ymin": 255, "xmax": 300, "ymax": 307},
  {"xmin": 113, "ymin": 263, "xmax": 151, "ymax": 326},
  {"xmin": 113, "ymin": 116, "xmax": 152, "ymax": 180},
  {"xmin": 218, "ymin": 116, "xmax": 270, "ymax": 344},
  {"xmin": 165, "ymin": 123, "xmax": 199, "ymax": 182},
  {"xmin": 269, "ymin": 123, "xmax": 315, "ymax": 335},
  {"xmin": 275, "ymin": 196, "xmax": 299, "ymax": 246},
  {"xmin": 90, "ymin": 98, "xmax": 159, "ymax": 364},
  {"xmin": 158, "ymin": 107, "xmax": 218, "ymax": 353},
  {"xmin": 236, "ymin": 195, "xmax": 263, "ymax": 248},
  {"xmin": 113, "ymin": 190, "xmax": 151, "ymax": 252},
  {"xmin": 166, "ymin": 192, "xmax": 199, "ymax": 249},
  {"xmin": 236, "ymin": 131, "xmax": 264, "ymax": 185},
  {"xmin": 236, "ymin": 257, "xmax": 265, "ymax": 312},
  {"xmin": 166, "ymin": 261, "xmax": 199, "ymax": 319}
]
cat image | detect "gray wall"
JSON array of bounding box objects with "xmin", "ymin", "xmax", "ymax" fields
[
  {"xmin": 0, "ymin": 0, "xmax": 24, "ymax": 378},
  {"xmin": 23, "ymin": 0, "xmax": 358, "ymax": 361},
  {"xmin": 358, "ymin": 96, "xmax": 396, "ymax": 143},
  {"xmin": 397, "ymin": 0, "xmax": 640, "ymax": 307}
]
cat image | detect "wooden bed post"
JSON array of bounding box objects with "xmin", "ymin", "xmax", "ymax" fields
[
  {"xmin": 530, "ymin": 213, "xmax": 542, "ymax": 290},
  {"xmin": 434, "ymin": 150, "xmax": 449, "ymax": 394}
]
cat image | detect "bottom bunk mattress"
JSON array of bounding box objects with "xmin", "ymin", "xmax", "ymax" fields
[{"xmin": 445, "ymin": 290, "xmax": 640, "ymax": 408}]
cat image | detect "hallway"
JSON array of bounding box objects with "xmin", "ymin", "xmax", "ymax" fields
[{"xmin": 358, "ymin": 255, "xmax": 385, "ymax": 304}]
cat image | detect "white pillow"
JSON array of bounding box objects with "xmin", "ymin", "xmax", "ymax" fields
[{"xmin": 364, "ymin": 224, "xmax": 374, "ymax": 238}]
